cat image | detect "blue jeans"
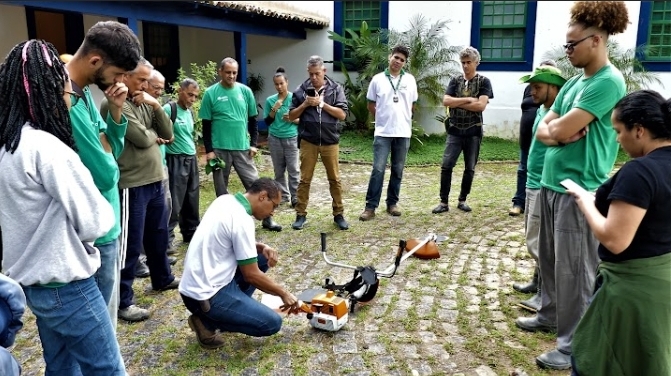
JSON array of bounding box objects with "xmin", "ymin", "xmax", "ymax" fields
[
  {"xmin": 94, "ymin": 239, "xmax": 118, "ymax": 306},
  {"xmin": 181, "ymin": 254, "xmax": 282, "ymax": 337},
  {"xmin": 439, "ymin": 134, "xmax": 482, "ymax": 202},
  {"xmin": 23, "ymin": 277, "xmax": 125, "ymax": 375},
  {"xmin": 0, "ymin": 347, "xmax": 20, "ymax": 376},
  {"xmin": 364, "ymin": 136, "xmax": 410, "ymax": 210},
  {"xmin": 512, "ymin": 148, "xmax": 529, "ymax": 207}
]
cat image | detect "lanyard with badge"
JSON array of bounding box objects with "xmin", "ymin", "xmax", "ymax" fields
[{"xmin": 386, "ymin": 70, "xmax": 403, "ymax": 103}]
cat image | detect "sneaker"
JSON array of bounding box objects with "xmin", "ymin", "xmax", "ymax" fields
[
  {"xmin": 292, "ymin": 215, "xmax": 307, "ymax": 230},
  {"xmin": 334, "ymin": 214, "xmax": 349, "ymax": 230},
  {"xmin": 166, "ymin": 239, "xmax": 177, "ymax": 255},
  {"xmin": 168, "ymin": 256, "xmax": 178, "ymax": 265},
  {"xmin": 386, "ymin": 205, "xmax": 402, "ymax": 216},
  {"xmin": 358, "ymin": 209, "xmax": 375, "ymax": 221},
  {"xmin": 135, "ymin": 259, "xmax": 150, "ymax": 278},
  {"xmin": 154, "ymin": 277, "xmax": 180, "ymax": 292},
  {"xmin": 509, "ymin": 205, "xmax": 523, "ymax": 216},
  {"xmin": 119, "ymin": 305, "xmax": 150, "ymax": 322},
  {"xmin": 188, "ymin": 315, "xmax": 225, "ymax": 349}
]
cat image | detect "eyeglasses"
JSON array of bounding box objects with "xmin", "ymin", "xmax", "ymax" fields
[
  {"xmin": 149, "ymin": 83, "xmax": 165, "ymax": 92},
  {"xmin": 65, "ymin": 90, "xmax": 82, "ymax": 106},
  {"xmin": 269, "ymin": 197, "xmax": 280, "ymax": 210},
  {"xmin": 563, "ymin": 35, "xmax": 595, "ymax": 52}
]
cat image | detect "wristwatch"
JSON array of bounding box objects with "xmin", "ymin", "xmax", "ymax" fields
[{"xmin": 319, "ymin": 101, "xmax": 324, "ymax": 109}]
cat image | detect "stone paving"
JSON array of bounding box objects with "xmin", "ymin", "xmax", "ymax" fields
[{"xmin": 10, "ymin": 156, "xmax": 565, "ymax": 376}]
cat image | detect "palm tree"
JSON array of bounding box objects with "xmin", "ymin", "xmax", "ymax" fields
[
  {"xmin": 328, "ymin": 15, "xmax": 462, "ymax": 133},
  {"xmin": 542, "ymin": 40, "xmax": 663, "ymax": 93},
  {"xmin": 368, "ymin": 15, "xmax": 462, "ymax": 107}
]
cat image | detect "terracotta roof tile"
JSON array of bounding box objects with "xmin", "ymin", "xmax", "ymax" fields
[{"xmin": 203, "ymin": 1, "xmax": 330, "ymax": 27}]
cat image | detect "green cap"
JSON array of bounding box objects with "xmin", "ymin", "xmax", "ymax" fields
[{"xmin": 519, "ymin": 66, "xmax": 567, "ymax": 87}]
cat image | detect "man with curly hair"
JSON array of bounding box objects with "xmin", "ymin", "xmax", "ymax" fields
[{"xmin": 514, "ymin": 1, "xmax": 629, "ymax": 370}]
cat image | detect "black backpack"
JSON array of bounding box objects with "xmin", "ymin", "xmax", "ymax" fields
[{"xmin": 168, "ymin": 101, "xmax": 194, "ymax": 124}]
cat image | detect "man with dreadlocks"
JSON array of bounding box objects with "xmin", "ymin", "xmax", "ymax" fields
[
  {"xmin": 514, "ymin": 1, "xmax": 628, "ymax": 370},
  {"xmin": 65, "ymin": 20, "xmax": 141, "ymax": 329},
  {"xmin": 0, "ymin": 39, "xmax": 125, "ymax": 374}
]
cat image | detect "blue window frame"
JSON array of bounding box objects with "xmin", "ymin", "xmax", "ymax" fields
[
  {"xmin": 470, "ymin": 1, "xmax": 537, "ymax": 71},
  {"xmin": 636, "ymin": 1, "xmax": 671, "ymax": 72},
  {"xmin": 332, "ymin": 1, "xmax": 389, "ymax": 71}
]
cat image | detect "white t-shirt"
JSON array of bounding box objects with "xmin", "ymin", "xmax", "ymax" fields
[
  {"xmin": 179, "ymin": 193, "xmax": 258, "ymax": 300},
  {"xmin": 366, "ymin": 70, "xmax": 418, "ymax": 138}
]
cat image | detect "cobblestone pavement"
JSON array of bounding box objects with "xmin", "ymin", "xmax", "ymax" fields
[{"xmin": 10, "ymin": 157, "xmax": 567, "ymax": 376}]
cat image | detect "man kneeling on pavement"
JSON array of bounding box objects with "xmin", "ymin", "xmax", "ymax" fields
[{"xmin": 179, "ymin": 178, "xmax": 301, "ymax": 348}]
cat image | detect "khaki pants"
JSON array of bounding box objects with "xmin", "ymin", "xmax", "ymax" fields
[{"xmin": 295, "ymin": 140, "xmax": 344, "ymax": 216}]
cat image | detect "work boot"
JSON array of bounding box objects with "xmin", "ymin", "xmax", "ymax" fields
[
  {"xmin": 513, "ymin": 267, "xmax": 539, "ymax": 294},
  {"xmin": 515, "ymin": 316, "xmax": 556, "ymax": 333},
  {"xmin": 334, "ymin": 214, "xmax": 349, "ymax": 230},
  {"xmin": 135, "ymin": 259, "xmax": 150, "ymax": 278},
  {"xmin": 292, "ymin": 215, "xmax": 307, "ymax": 230},
  {"xmin": 509, "ymin": 205, "xmax": 524, "ymax": 216},
  {"xmin": 386, "ymin": 205, "xmax": 402, "ymax": 216},
  {"xmin": 188, "ymin": 315, "xmax": 225, "ymax": 349},
  {"xmin": 262, "ymin": 217, "xmax": 282, "ymax": 232},
  {"xmin": 359, "ymin": 209, "xmax": 375, "ymax": 221},
  {"xmin": 119, "ymin": 305, "xmax": 150, "ymax": 322},
  {"xmin": 518, "ymin": 291, "xmax": 541, "ymax": 312},
  {"xmin": 536, "ymin": 349, "xmax": 572, "ymax": 370}
]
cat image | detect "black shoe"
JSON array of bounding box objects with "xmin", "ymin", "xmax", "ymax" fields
[
  {"xmin": 334, "ymin": 214, "xmax": 349, "ymax": 230},
  {"xmin": 262, "ymin": 217, "xmax": 282, "ymax": 232},
  {"xmin": 292, "ymin": 215, "xmax": 307, "ymax": 230},
  {"xmin": 432, "ymin": 203, "xmax": 449, "ymax": 214},
  {"xmin": 168, "ymin": 256, "xmax": 178, "ymax": 265},
  {"xmin": 536, "ymin": 349, "xmax": 572, "ymax": 370},
  {"xmin": 513, "ymin": 267, "xmax": 539, "ymax": 294},
  {"xmin": 457, "ymin": 201, "xmax": 472, "ymax": 212},
  {"xmin": 153, "ymin": 277, "xmax": 180, "ymax": 292},
  {"xmin": 518, "ymin": 292, "xmax": 541, "ymax": 312},
  {"xmin": 291, "ymin": 200, "xmax": 298, "ymax": 208},
  {"xmin": 135, "ymin": 260, "xmax": 150, "ymax": 278},
  {"xmin": 514, "ymin": 316, "xmax": 556, "ymax": 333}
]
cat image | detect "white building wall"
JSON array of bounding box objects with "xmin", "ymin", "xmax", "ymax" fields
[{"xmin": 264, "ymin": 1, "xmax": 670, "ymax": 137}]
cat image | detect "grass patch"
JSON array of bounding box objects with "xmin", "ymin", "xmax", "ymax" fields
[{"xmin": 336, "ymin": 131, "xmax": 631, "ymax": 166}]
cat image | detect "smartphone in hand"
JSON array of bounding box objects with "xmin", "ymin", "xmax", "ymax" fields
[
  {"xmin": 305, "ymin": 88, "xmax": 316, "ymax": 97},
  {"xmin": 560, "ymin": 179, "xmax": 589, "ymax": 196}
]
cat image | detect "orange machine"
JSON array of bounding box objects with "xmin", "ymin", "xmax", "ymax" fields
[
  {"xmin": 298, "ymin": 232, "xmax": 446, "ymax": 331},
  {"xmin": 300, "ymin": 291, "xmax": 349, "ymax": 331}
]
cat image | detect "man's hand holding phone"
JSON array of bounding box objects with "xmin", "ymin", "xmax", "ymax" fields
[{"xmin": 304, "ymin": 88, "xmax": 321, "ymax": 107}]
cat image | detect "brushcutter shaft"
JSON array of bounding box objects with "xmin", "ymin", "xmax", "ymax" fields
[
  {"xmin": 320, "ymin": 232, "xmax": 359, "ymax": 271},
  {"xmin": 378, "ymin": 233, "xmax": 437, "ymax": 277}
]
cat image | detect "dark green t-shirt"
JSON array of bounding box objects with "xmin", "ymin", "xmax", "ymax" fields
[
  {"xmin": 164, "ymin": 103, "xmax": 196, "ymax": 155},
  {"xmin": 199, "ymin": 83, "xmax": 258, "ymax": 151},
  {"xmin": 541, "ymin": 64, "xmax": 626, "ymax": 193},
  {"xmin": 526, "ymin": 106, "xmax": 550, "ymax": 190}
]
